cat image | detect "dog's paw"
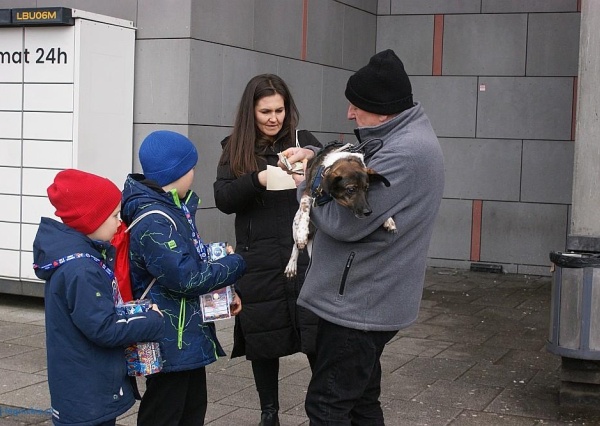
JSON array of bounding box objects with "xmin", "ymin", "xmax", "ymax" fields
[
  {"xmin": 284, "ymin": 260, "xmax": 297, "ymax": 278},
  {"xmin": 383, "ymin": 217, "xmax": 397, "ymax": 233},
  {"xmin": 285, "ymin": 246, "xmax": 299, "ymax": 278}
]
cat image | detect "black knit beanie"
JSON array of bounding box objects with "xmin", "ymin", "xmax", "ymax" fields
[{"xmin": 345, "ymin": 49, "xmax": 413, "ymax": 115}]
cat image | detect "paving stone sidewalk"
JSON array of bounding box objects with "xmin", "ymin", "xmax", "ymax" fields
[{"xmin": 2, "ymin": 267, "xmax": 600, "ymax": 425}]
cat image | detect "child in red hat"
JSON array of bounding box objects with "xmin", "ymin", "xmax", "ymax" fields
[{"xmin": 32, "ymin": 169, "xmax": 165, "ymax": 426}]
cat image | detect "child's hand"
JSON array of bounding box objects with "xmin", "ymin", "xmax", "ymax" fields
[
  {"xmin": 226, "ymin": 245, "xmax": 235, "ymax": 255},
  {"xmin": 150, "ymin": 304, "xmax": 163, "ymax": 317},
  {"xmin": 230, "ymin": 291, "xmax": 242, "ymax": 316}
]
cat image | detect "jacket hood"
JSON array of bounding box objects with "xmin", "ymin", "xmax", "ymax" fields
[
  {"xmin": 32, "ymin": 218, "xmax": 111, "ymax": 281},
  {"xmin": 121, "ymin": 174, "xmax": 199, "ymax": 225}
]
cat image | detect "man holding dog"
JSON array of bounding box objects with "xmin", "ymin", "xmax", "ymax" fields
[{"xmin": 282, "ymin": 49, "xmax": 445, "ymax": 425}]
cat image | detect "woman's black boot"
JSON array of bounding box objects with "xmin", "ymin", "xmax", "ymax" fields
[{"xmin": 258, "ymin": 387, "xmax": 280, "ymax": 426}]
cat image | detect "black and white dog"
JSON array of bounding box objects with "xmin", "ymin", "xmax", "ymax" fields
[{"xmin": 284, "ymin": 143, "xmax": 396, "ymax": 278}]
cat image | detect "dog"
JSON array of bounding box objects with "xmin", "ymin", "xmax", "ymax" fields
[{"xmin": 284, "ymin": 143, "xmax": 397, "ymax": 278}]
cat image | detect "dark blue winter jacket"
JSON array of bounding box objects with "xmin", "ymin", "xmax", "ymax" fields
[
  {"xmin": 33, "ymin": 218, "xmax": 165, "ymax": 426},
  {"xmin": 121, "ymin": 174, "xmax": 246, "ymax": 372}
]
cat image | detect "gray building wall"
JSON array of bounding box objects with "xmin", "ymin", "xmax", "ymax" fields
[
  {"xmin": 379, "ymin": 0, "xmax": 580, "ymax": 276},
  {"xmin": 0, "ymin": 0, "xmax": 581, "ymax": 282}
]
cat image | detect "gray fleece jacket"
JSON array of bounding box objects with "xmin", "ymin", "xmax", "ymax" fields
[{"xmin": 297, "ymin": 102, "xmax": 444, "ymax": 331}]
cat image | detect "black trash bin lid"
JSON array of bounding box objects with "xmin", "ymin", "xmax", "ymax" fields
[{"xmin": 550, "ymin": 251, "xmax": 600, "ymax": 268}]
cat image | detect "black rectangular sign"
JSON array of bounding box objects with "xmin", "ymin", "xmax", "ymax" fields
[{"xmin": 0, "ymin": 7, "xmax": 73, "ymax": 26}]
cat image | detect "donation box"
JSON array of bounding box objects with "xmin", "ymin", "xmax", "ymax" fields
[{"xmin": 0, "ymin": 8, "xmax": 135, "ymax": 295}]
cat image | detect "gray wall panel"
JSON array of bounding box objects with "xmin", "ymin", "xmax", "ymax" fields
[
  {"xmin": 411, "ymin": 77, "xmax": 477, "ymax": 138},
  {"xmin": 254, "ymin": 0, "xmax": 302, "ymax": 59},
  {"xmin": 220, "ymin": 47, "xmax": 279, "ymax": 127},
  {"xmin": 481, "ymin": 201, "xmax": 568, "ymax": 265},
  {"xmin": 322, "ymin": 67, "xmax": 355, "ymax": 134},
  {"xmin": 477, "ymin": 77, "xmax": 573, "ymax": 140},
  {"xmin": 189, "ymin": 42, "xmax": 224, "ymax": 126},
  {"xmin": 306, "ymin": 0, "xmax": 344, "ymax": 68},
  {"xmin": 189, "ymin": 126, "xmax": 231, "ymax": 210},
  {"xmin": 517, "ymin": 264, "xmax": 551, "ymax": 276},
  {"xmin": 278, "ymin": 58, "xmax": 323, "ymax": 131},
  {"xmin": 36, "ymin": 0, "xmax": 137, "ymax": 22},
  {"xmin": 134, "ymin": 39, "xmax": 191, "ymax": 124},
  {"xmin": 376, "ymin": 15, "xmax": 434, "ymax": 75},
  {"xmin": 191, "ymin": 0, "xmax": 254, "ymax": 49},
  {"xmin": 428, "ymin": 199, "xmax": 472, "ymax": 260},
  {"xmin": 391, "ymin": 0, "xmax": 481, "ymax": 15},
  {"xmin": 443, "ymin": 14, "xmax": 527, "ymax": 76},
  {"xmin": 527, "ymin": 13, "xmax": 580, "ymax": 77},
  {"xmin": 339, "ymin": 0, "xmax": 378, "ymax": 14},
  {"xmin": 0, "ymin": 0, "xmax": 35, "ymax": 7},
  {"xmin": 482, "ymin": 0, "xmax": 578, "ymax": 13},
  {"xmin": 439, "ymin": 138, "xmax": 522, "ymax": 201},
  {"xmin": 521, "ymin": 140, "xmax": 574, "ymax": 204},
  {"xmin": 378, "ymin": 0, "xmax": 391, "ymax": 15},
  {"xmin": 196, "ymin": 206, "xmax": 236, "ymax": 249},
  {"xmin": 343, "ymin": 6, "xmax": 377, "ymax": 69},
  {"xmin": 136, "ymin": 0, "xmax": 191, "ymax": 38}
]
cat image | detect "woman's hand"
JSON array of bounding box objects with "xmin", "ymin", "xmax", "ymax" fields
[
  {"xmin": 230, "ymin": 291, "xmax": 242, "ymax": 316},
  {"xmin": 257, "ymin": 170, "xmax": 267, "ymax": 187},
  {"xmin": 278, "ymin": 147, "xmax": 314, "ymax": 170},
  {"xmin": 292, "ymin": 159, "xmax": 308, "ymax": 186}
]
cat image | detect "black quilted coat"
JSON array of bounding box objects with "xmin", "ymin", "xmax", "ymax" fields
[{"xmin": 213, "ymin": 130, "xmax": 321, "ymax": 360}]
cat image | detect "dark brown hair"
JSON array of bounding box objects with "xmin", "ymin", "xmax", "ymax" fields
[{"xmin": 220, "ymin": 74, "xmax": 300, "ymax": 177}]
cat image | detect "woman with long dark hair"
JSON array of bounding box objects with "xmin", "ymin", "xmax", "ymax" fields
[{"xmin": 214, "ymin": 74, "xmax": 321, "ymax": 426}]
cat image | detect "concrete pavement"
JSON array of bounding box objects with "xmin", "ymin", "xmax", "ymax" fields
[{"xmin": 2, "ymin": 267, "xmax": 600, "ymax": 425}]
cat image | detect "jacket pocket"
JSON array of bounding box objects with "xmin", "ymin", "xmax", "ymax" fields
[{"xmin": 336, "ymin": 251, "xmax": 355, "ymax": 299}]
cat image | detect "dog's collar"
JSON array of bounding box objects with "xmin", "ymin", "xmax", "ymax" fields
[{"xmin": 310, "ymin": 165, "xmax": 333, "ymax": 206}]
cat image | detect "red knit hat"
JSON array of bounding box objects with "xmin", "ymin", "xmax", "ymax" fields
[{"xmin": 47, "ymin": 169, "xmax": 122, "ymax": 235}]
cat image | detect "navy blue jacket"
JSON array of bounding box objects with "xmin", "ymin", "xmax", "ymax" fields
[
  {"xmin": 121, "ymin": 175, "xmax": 246, "ymax": 372},
  {"xmin": 33, "ymin": 218, "xmax": 165, "ymax": 426}
]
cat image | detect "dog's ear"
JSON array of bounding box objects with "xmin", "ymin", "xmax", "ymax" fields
[{"xmin": 367, "ymin": 169, "xmax": 391, "ymax": 187}]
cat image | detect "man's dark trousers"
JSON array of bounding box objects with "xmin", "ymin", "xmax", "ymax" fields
[{"xmin": 305, "ymin": 318, "xmax": 398, "ymax": 425}]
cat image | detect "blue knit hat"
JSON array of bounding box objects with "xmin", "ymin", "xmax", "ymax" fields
[{"xmin": 139, "ymin": 130, "xmax": 198, "ymax": 186}]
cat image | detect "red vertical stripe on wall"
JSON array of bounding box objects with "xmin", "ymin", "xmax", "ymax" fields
[
  {"xmin": 572, "ymin": 76, "xmax": 578, "ymax": 141},
  {"xmin": 301, "ymin": 0, "xmax": 308, "ymax": 60},
  {"xmin": 471, "ymin": 200, "xmax": 483, "ymax": 262},
  {"xmin": 573, "ymin": 1, "xmax": 581, "ymax": 137},
  {"xmin": 432, "ymin": 15, "xmax": 444, "ymax": 76}
]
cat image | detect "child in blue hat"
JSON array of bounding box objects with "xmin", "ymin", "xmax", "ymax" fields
[{"xmin": 121, "ymin": 130, "xmax": 246, "ymax": 425}]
